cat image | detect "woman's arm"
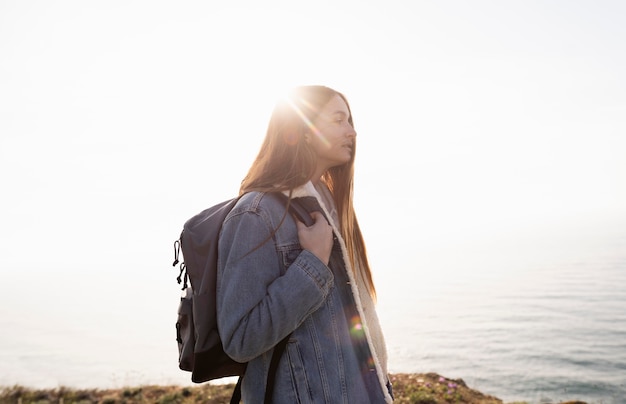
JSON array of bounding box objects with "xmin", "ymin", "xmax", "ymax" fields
[{"xmin": 217, "ymin": 207, "xmax": 334, "ymax": 362}]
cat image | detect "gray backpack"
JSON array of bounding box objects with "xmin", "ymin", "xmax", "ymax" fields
[{"xmin": 172, "ymin": 193, "xmax": 312, "ymax": 402}]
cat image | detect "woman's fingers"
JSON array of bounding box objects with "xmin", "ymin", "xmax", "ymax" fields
[{"xmin": 296, "ymin": 211, "xmax": 333, "ymax": 265}]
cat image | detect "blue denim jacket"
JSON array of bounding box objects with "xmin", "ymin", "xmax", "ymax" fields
[{"xmin": 217, "ymin": 186, "xmax": 393, "ymax": 403}]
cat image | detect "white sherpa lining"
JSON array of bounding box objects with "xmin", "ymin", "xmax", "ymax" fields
[{"xmin": 284, "ymin": 182, "xmax": 393, "ymax": 403}]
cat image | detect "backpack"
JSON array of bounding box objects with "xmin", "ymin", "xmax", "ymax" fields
[{"xmin": 172, "ymin": 192, "xmax": 313, "ymax": 401}]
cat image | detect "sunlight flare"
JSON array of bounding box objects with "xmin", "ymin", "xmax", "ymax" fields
[{"xmin": 285, "ymin": 95, "xmax": 330, "ymax": 147}]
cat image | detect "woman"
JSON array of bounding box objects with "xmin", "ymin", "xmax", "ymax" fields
[{"xmin": 217, "ymin": 85, "xmax": 392, "ymax": 403}]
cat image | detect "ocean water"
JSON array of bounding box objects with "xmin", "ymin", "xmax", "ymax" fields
[
  {"xmin": 1, "ymin": 224, "xmax": 624, "ymax": 404},
  {"xmin": 377, "ymin": 226, "xmax": 626, "ymax": 403}
]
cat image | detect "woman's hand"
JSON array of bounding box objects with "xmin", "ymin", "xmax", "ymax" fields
[{"xmin": 296, "ymin": 211, "xmax": 333, "ymax": 265}]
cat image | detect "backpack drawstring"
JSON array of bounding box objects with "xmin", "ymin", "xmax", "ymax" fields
[
  {"xmin": 173, "ymin": 239, "xmax": 181, "ymax": 266},
  {"xmin": 173, "ymin": 238, "xmax": 188, "ymax": 290},
  {"xmin": 177, "ymin": 263, "xmax": 188, "ymax": 290}
]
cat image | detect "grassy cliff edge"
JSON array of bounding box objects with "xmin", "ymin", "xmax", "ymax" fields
[{"xmin": 0, "ymin": 373, "xmax": 589, "ymax": 404}]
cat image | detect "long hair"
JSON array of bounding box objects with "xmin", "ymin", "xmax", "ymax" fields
[{"xmin": 240, "ymin": 85, "xmax": 377, "ymax": 299}]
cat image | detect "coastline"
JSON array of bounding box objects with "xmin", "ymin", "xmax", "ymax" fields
[{"xmin": 0, "ymin": 372, "xmax": 591, "ymax": 404}]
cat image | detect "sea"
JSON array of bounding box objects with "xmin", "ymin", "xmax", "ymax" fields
[
  {"xmin": 1, "ymin": 221, "xmax": 625, "ymax": 404},
  {"xmin": 376, "ymin": 221, "xmax": 626, "ymax": 404}
]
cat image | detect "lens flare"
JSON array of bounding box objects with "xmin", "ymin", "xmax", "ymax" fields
[
  {"xmin": 285, "ymin": 96, "xmax": 330, "ymax": 147},
  {"xmin": 349, "ymin": 315, "xmax": 366, "ymax": 339}
]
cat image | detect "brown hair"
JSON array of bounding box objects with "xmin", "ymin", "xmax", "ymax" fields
[{"xmin": 240, "ymin": 85, "xmax": 376, "ymax": 299}]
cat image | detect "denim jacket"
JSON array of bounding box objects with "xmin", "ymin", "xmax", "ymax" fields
[{"xmin": 217, "ymin": 183, "xmax": 393, "ymax": 403}]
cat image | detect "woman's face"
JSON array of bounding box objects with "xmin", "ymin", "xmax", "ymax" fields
[{"xmin": 307, "ymin": 94, "xmax": 356, "ymax": 172}]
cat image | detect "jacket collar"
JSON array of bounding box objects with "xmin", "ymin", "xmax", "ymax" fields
[{"xmin": 283, "ymin": 181, "xmax": 319, "ymax": 199}]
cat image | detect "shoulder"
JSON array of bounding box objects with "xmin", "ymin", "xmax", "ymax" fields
[
  {"xmin": 234, "ymin": 191, "xmax": 264, "ymax": 211},
  {"xmin": 225, "ymin": 192, "xmax": 287, "ymax": 225},
  {"xmin": 234, "ymin": 192, "xmax": 283, "ymax": 213}
]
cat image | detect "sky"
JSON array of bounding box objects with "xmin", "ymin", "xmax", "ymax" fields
[{"xmin": 1, "ymin": 0, "xmax": 625, "ymax": 388}]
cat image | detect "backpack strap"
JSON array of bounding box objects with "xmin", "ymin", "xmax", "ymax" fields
[
  {"xmin": 272, "ymin": 192, "xmax": 315, "ymax": 226},
  {"xmin": 229, "ymin": 333, "xmax": 291, "ymax": 404},
  {"xmin": 229, "ymin": 376, "xmax": 243, "ymax": 404},
  {"xmin": 264, "ymin": 333, "xmax": 291, "ymax": 402}
]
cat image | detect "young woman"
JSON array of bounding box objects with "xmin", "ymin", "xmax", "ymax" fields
[{"xmin": 216, "ymin": 86, "xmax": 392, "ymax": 403}]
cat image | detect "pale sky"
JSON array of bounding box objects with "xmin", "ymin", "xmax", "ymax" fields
[{"xmin": 1, "ymin": 0, "xmax": 625, "ymax": 388}]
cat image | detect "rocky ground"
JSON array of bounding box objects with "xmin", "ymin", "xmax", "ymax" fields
[{"xmin": 0, "ymin": 373, "xmax": 590, "ymax": 404}]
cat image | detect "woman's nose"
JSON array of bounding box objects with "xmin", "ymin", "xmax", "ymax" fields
[{"xmin": 346, "ymin": 126, "xmax": 356, "ymax": 138}]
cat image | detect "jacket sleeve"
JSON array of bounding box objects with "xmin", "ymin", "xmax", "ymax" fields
[{"xmin": 216, "ymin": 206, "xmax": 334, "ymax": 362}]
